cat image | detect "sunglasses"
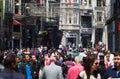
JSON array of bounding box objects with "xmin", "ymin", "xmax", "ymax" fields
[{"xmin": 94, "ymin": 62, "xmax": 99, "ymax": 65}]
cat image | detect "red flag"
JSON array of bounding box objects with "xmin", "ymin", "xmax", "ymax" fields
[{"xmin": 118, "ymin": 23, "xmax": 120, "ymax": 31}]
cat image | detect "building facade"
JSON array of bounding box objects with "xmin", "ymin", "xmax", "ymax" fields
[
  {"xmin": 106, "ymin": 0, "xmax": 120, "ymax": 52},
  {"xmin": 59, "ymin": 0, "xmax": 80, "ymax": 48},
  {"xmin": 0, "ymin": 0, "xmax": 61, "ymax": 49},
  {"xmin": 0, "ymin": 0, "xmax": 5, "ymax": 50},
  {"xmin": 0, "ymin": 0, "xmax": 113, "ymax": 50},
  {"xmin": 59, "ymin": 0, "xmax": 110, "ymax": 49}
]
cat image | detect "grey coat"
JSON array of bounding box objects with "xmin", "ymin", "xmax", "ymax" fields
[{"xmin": 41, "ymin": 64, "xmax": 63, "ymax": 79}]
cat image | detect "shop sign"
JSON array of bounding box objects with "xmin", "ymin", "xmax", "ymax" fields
[
  {"xmin": 66, "ymin": 33, "xmax": 77, "ymax": 38},
  {"xmin": 81, "ymin": 28, "xmax": 92, "ymax": 34}
]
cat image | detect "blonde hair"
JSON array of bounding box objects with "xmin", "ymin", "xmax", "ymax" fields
[{"xmin": 75, "ymin": 56, "xmax": 82, "ymax": 63}]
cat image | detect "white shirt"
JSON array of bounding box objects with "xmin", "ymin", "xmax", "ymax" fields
[{"xmin": 79, "ymin": 71, "xmax": 101, "ymax": 79}]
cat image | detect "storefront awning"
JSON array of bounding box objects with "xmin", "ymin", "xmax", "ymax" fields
[{"xmin": 13, "ymin": 19, "xmax": 21, "ymax": 25}]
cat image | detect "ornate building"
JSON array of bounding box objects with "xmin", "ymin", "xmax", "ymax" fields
[{"xmin": 59, "ymin": 0, "xmax": 110, "ymax": 49}]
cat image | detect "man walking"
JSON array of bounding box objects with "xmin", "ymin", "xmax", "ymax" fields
[
  {"xmin": 102, "ymin": 51, "xmax": 120, "ymax": 79},
  {"xmin": 0, "ymin": 53, "xmax": 25, "ymax": 79},
  {"xmin": 41, "ymin": 56, "xmax": 63, "ymax": 79},
  {"xmin": 30, "ymin": 54, "xmax": 41, "ymax": 79},
  {"xmin": 67, "ymin": 56, "xmax": 84, "ymax": 79}
]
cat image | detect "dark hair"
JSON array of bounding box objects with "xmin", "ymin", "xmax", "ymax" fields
[
  {"xmin": 22, "ymin": 54, "xmax": 29, "ymax": 58},
  {"xmin": 4, "ymin": 53, "xmax": 16, "ymax": 68},
  {"xmin": 83, "ymin": 54, "xmax": 97, "ymax": 79},
  {"xmin": 114, "ymin": 51, "xmax": 120, "ymax": 56}
]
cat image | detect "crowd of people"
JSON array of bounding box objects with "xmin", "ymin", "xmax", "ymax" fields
[{"xmin": 0, "ymin": 44, "xmax": 120, "ymax": 79}]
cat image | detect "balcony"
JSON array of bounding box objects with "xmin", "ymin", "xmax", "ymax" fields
[
  {"xmin": 94, "ymin": 6, "xmax": 105, "ymax": 11},
  {"xmin": 80, "ymin": 5, "xmax": 93, "ymax": 10},
  {"xmin": 95, "ymin": 21, "xmax": 105, "ymax": 28},
  {"xmin": 24, "ymin": 3, "xmax": 46, "ymax": 16},
  {"xmin": 60, "ymin": 3, "xmax": 79, "ymax": 9},
  {"xmin": 59, "ymin": 24, "xmax": 79, "ymax": 30},
  {"xmin": 12, "ymin": 32, "xmax": 22, "ymax": 39}
]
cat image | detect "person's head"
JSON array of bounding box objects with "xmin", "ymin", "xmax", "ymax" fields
[
  {"xmin": 106, "ymin": 53, "xmax": 110, "ymax": 61},
  {"xmin": 23, "ymin": 54, "xmax": 30, "ymax": 62},
  {"xmin": 83, "ymin": 54, "xmax": 99, "ymax": 78},
  {"xmin": 48, "ymin": 52, "xmax": 51, "ymax": 57},
  {"xmin": 114, "ymin": 51, "xmax": 120, "ymax": 69},
  {"xmin": 31, "ymin": 54, "xmax": 37, "ymax": 61},
  {"xmin": 50, "ymin": 56, "xmax": 56, "ymax": 64},
  {"xmin": 4, "ymin": 53, "xmax": 19, "ymax": 69},
  {"xmin": 74, "ymin": 56, "xmax": 82, "ymax": 64},
  {"xmin": 107, "ymin": 50, "xmax": 111, "ymax": 54}
]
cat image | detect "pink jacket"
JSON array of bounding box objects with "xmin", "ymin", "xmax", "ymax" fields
[{"xmin": 67, "ymin": 64, "xmax": 84, "ymax": 79}]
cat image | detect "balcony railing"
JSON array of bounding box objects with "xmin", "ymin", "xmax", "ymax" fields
[
  {"xmin": 80, "ymin": 5, "xmax": 93, "ymax": 10},
  {"xmin": 59, "ymin": 25, "xmax": 79, "ymax": 30},
  {"xmin": 60, "ymin": 3, "xmax": 79, "ymax": 9}
]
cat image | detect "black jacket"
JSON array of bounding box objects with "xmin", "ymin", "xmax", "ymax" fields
[{"xmin": 0, "ymin": 68, "xmax": 25, "ymax": 79}]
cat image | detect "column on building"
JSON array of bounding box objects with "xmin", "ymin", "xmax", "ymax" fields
[{"xmin": 91, "ymin": 27, "xmax": 95, "ymax": 48}]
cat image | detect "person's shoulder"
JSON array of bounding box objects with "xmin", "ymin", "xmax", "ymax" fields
[
  {"xmin": 79, "ymin": 70, "xmax": 86, "ymax": 78},
  {"xmin": 13, "ymin": 72, "xmax": 25, "ymax": 79},
  {"xmin": 80, "ymin": 70, "xmax": 86, "ymax": 74},
  {"xmin": 43, "ymin": 65, "xmax": 48, "ymax": 69},
  {"xmin": 0, "ymin": 68, "xmax": 10, "ymax": 75},
  {"xmin": 68, "ymin": 65, "xmax": 74, "ymax": 71},
  {"xmin": 0, "ymin": 69, "xmax": 25, "ymax": 79},
  {"xmin": 54, "ymin": 64, "xmax": 62, "ymax": 68},
  {"xmin": 105, "ymin": 65, "xmax": 115, "ymax": 72},
  {"xmin": 107, "ymin": 65, "xmax": 114, "ymax": 70}
]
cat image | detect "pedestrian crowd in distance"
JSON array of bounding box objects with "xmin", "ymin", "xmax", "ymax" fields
[{"xmin": 0, "ymin": 45, "xmax": 120, "ymax": 79}]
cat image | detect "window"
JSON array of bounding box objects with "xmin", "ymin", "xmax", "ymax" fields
[
  {"xmin": 65, "ymin": 0, "xmax": 67, "ymax": 2},
  {"xmin": 97, "ymin": 0, "xmax": 101, "ymax": 6},
  {"xmin": 13, "ymin": 39, "xmax": 20, "ymax": 49},
  {"xmin": 95, "ymin": 28, "xmax": 103, "ymax": 44},
  {"xmin": 74, "ymin": 0, "xmax": 77, "ymax": 3},
  {"xmin": 69, "ymin": 13, "xmax": 72, "ymax": 24},
  {"xmin": 97, "ymin": 12, "xmax": 102, "ymax": 22},
  {"xmin": 13, "ymin": 25, "xmax": 20, "ymax": 32},
  {"xmin": 84, "ymin": 0, "xmax": 87, "ymax": 5},
  {"xmin": 97, "ymin": 0, "xmax": 105, "ymax": 6},
  {"xmin": 103, "ymin": 0, "xmax": 106, "ymax": 6},
  {"xmin": 81, "ymin": 0, "xmax": 83, "ymax": 5},
  {"xmin": 15, "ymin": 6, "xmax": 19, "ymax": 14},
  {"xmin": 81, "ymin": 16, "xmax": 92, "ymax": 28},
  {"xmin": 15, "ymin": 0, "xmax": 19, "ymax": 3},
  {"xmin": 89, "ymin": 0, "xmax": 91, "ymax": 5},
  {"xmin": 74, "ymin": 12, "xmax": 78, "ymax": 24}
]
